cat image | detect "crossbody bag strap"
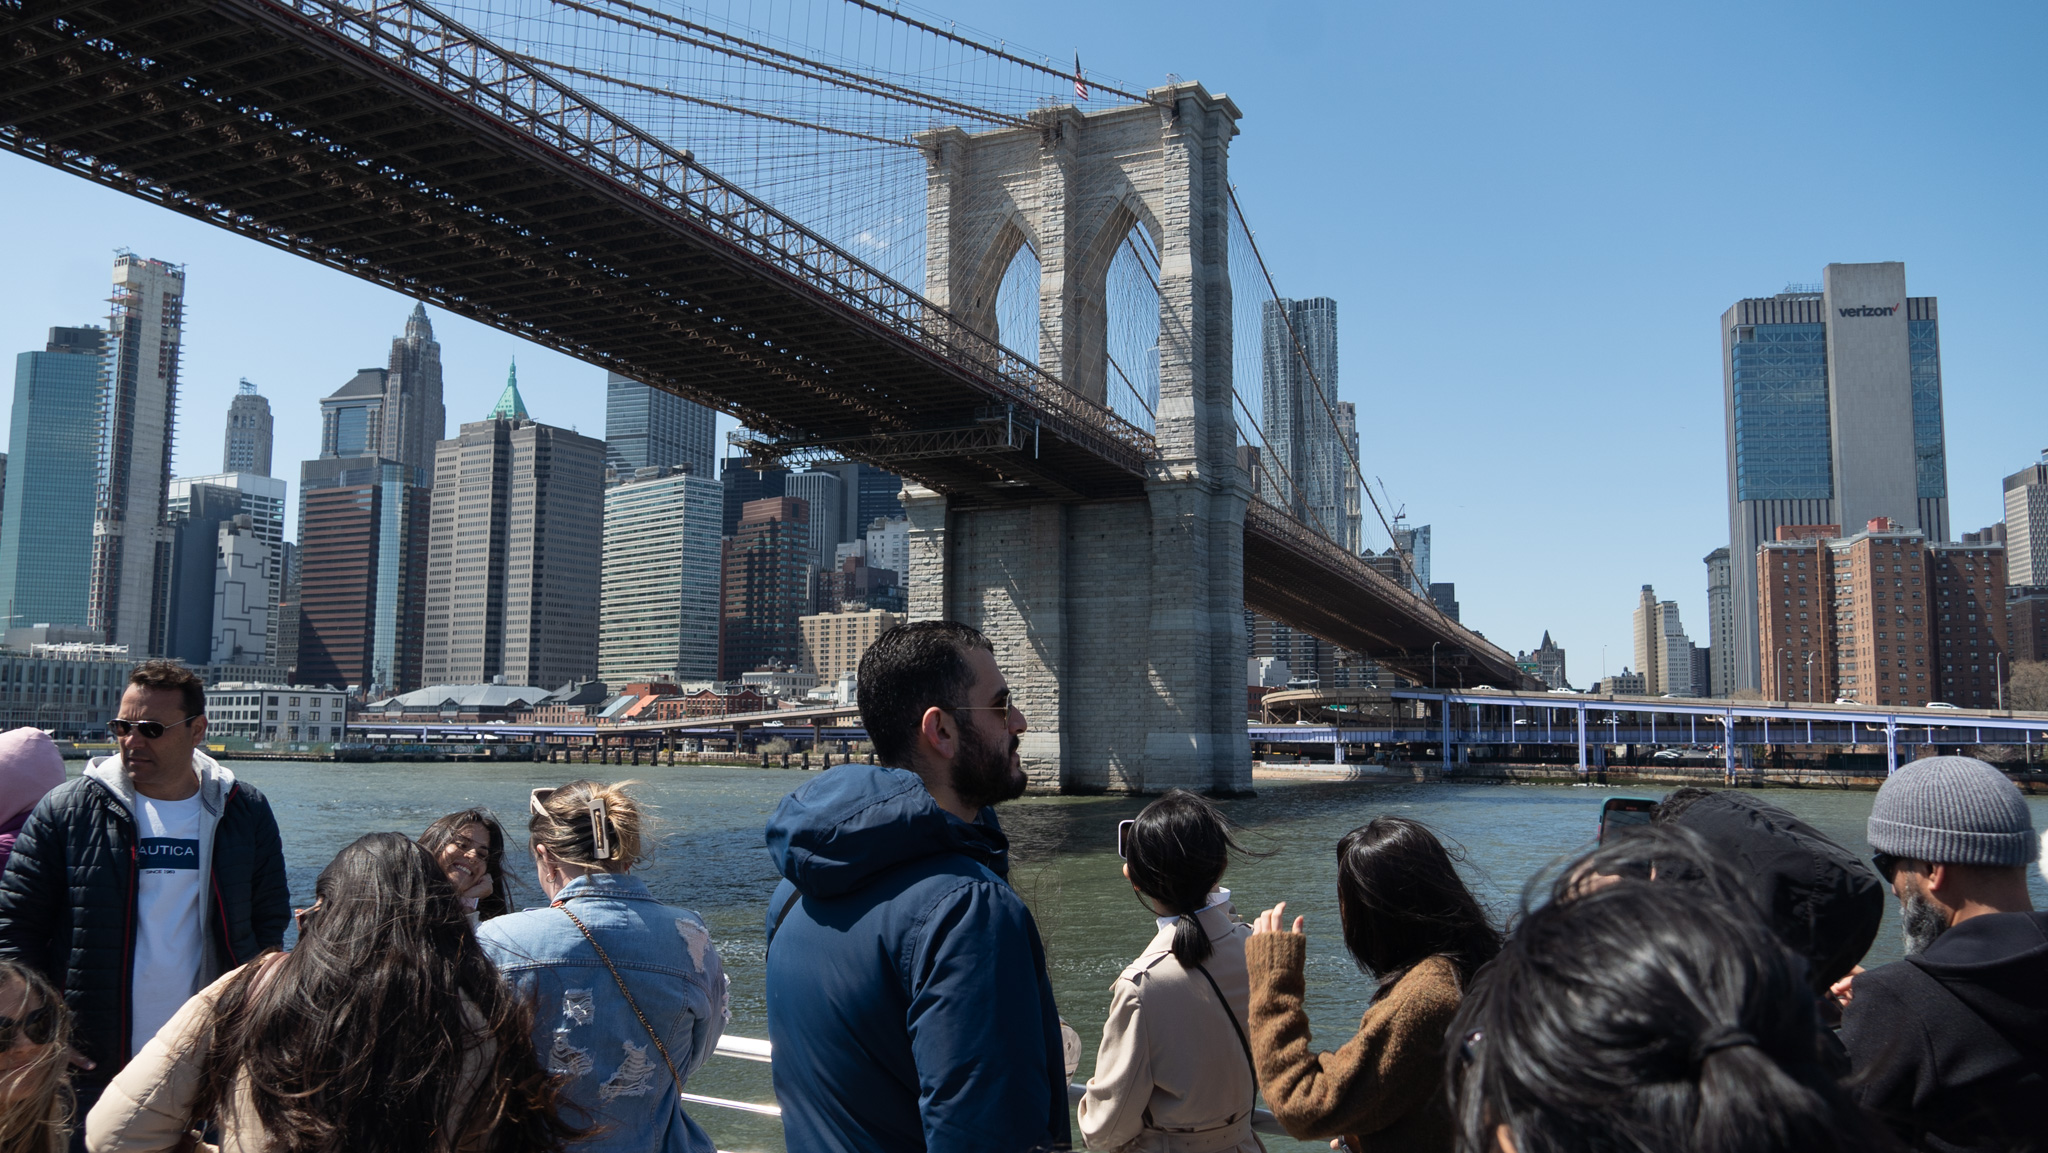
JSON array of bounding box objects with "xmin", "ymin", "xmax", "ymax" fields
[
  {"xmin": 557, "ymin": 901, "xmax": 685, "ymax": 1094},
  {"xmin": 766, "ymin": 888, "xmax": 801, "ymax": 953},
  {"xmin": 1191, "ymin": 960, "xmax": 1260, "ymax": 1122}
]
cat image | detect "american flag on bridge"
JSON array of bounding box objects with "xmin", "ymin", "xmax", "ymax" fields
[{"xmin": 1074, "ymin": 53, "xmax": 1089, "ymax": 101}]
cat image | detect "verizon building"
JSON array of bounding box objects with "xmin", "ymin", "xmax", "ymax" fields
[{"xmin": 1721, "ymin": 262, "xmax": 1949, "ymax": 692}]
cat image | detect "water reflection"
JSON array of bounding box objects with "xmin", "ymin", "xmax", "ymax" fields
[{"xmin": 229, "ymin": 761, "xmax": 2048, "ymax": 1153}]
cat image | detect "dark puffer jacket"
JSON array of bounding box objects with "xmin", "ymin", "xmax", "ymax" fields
[{"xmin": 0, "ymin": 753, "xmax": 288, "ymax": 1100}]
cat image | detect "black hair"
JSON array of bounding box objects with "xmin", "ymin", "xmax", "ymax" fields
[
  {"xmin": 1650, "ymin": 785, "xmax": 1717, "ymax": 825},
  {"xmin": 1122, "ymin": 790, "xmax": 1260, "ymax": 967},
  {"xmin": 1336, "ymin": 817, "xmax": 1501, "ymax": 989},
  {"xmin": 1546, "ymin": 821, "xmax": 1753, "ymax": 910},
  {"xmin": 1449, "ymin": 879, "xmax": 1897, "ymax": 1153},
  {"xmin": 129, "ymin": 658, "xmax": 205, "ymax": 718},
  {"xmin": 856, "ymin": 621, "xmax": 993, "ymax": 767},
  {"xmin": 418, "ymin": 808, "xmax": 514, "ymax": 920}
]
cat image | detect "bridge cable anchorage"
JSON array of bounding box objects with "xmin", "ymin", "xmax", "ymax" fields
[
  {"xmin": 545, "ymin": 0, "xmax": 1034, "ymax": 129},
  {"xmin": 1228, "ymin": 184, "xmax": 1460, "ymax": 639}
]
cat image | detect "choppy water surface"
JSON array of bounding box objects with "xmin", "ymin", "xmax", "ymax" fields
[{"xmin": 237, "ymin": 761, "xmax": 2048, "ymax": 1153}]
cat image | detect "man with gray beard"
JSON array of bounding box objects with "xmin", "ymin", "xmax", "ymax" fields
[{"xmin": 1837, "ymin": 756, "xmax": 2046, "ymax": 1153}]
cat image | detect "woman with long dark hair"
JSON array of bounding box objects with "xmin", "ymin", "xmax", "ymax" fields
[
  {"xmin": 1448, "ymin": 875, "xmax": 1896, "ymax": 1153},
  {"xmin": 83, "ymin": 832, "xmax": 576, "ymax": 1153},
  {"xmin": 477, "ymin": 781, "xmax": 726, "ymax": 1153},
  {"xmin": 1076, "ymin": 790, "xmax": 1264, "ymax": 1152},
  {"xmin": 0, "ymin": 959, "xmax": 72, "ymax": 1153},
  {"xmin": 420, "ymin": 807, "xmax": 515, "ymax": 922},
  {"xmin": 1248, "ymin": 817, "xmax": 1500, "ymax": 1153}
]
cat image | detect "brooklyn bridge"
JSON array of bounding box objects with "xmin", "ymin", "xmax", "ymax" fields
[{"xmin": 0, "ymin": 0, "xmax": 1537, "ymax": 791}]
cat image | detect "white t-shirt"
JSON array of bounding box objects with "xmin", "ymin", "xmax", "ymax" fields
[{"xmin": 131, "ymin": 792, "xmax": 206, "ymax": 1056}]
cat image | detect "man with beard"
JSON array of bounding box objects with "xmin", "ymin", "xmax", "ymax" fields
[
  {"xmin": 1837, "ymin": 756, "xmax": 2047, "ymax": 1152},
  {"xmin": 762, "ymin": 621, "xmax": 1068, "ymax": 1153}
]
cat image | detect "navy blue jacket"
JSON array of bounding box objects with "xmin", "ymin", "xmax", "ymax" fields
[
  {"xmin": 0, "ymin": 755, "xmax": 289, "ymax": 1100},
  {"xmin": 763, "ymin": 764, "xmax": 1069, "ymax": 1153}
]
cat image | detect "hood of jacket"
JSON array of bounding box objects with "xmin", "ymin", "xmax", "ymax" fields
[
  {"xmin": 765, "ymin": 762, "xmax": 1009, "ymax": 899},
  {"xmin": 1671, "ymin": 790, "xmax": 1884, "ymax": 990},
  {"xmin": 83, "ymin": 749, "xmax": 237, "ymax": 819},
  {"xmin": 1913, "ymin": 909, "xmax": 2048, "ymax": 1062}
]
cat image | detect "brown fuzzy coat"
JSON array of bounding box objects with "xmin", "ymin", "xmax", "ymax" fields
[{"xmin": 1245, "ymin": 934, "xmax": 1460, "ymax": 1153}]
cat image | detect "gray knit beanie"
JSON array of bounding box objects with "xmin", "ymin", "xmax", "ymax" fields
[{"xmin": 1868, "ymin": 756, "xmax": 2038, "ymax": 867}]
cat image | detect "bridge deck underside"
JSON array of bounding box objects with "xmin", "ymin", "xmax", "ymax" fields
[
  {"xmin": 0, "ymin": 0, "xmax": 1145, "ymax": 503},
  {"xmin": 1244, "ymin": 500, "xmax": 1532, "ymax": 688}
]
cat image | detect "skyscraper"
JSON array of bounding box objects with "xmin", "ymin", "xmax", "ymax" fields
[
  {"xmin": 321, "ymin": 368, "xmax": 389, "ymax": 459},
  {"xmin": 604, "ymin": 372, "xmax": 716, "ymax": 477},
  {"xmin": 599, "ymin": 467, "xmax": 722, "ymax": 684},
  {"xmin": 720, "ymin": 497, "xmax": 809, "ymax": 678},
  {"xmin": 169, "ymin": 473, "xmax": 287, "ymax": 663},
  {"xmin": 314, "ymin": 308, "xmax": 445, "ymax": 487},
  {"xmin": 163, "ymin": 483, "xmax": 242, "ymax": 667},
  {"xmin": 1260, "ymin": 296, "xmax": 1355, "ymax": 545},
  {"xmin": 1704, "ymin": 547, "xmax": 1734, "ymax": 697},
  {"xmin": 385, "ymin": 304, "xmax": 445, "ymax": 488},
  {"xmin": 0, "ymin": 327, "xmax": 103, "ymax": 629},
  {"xmin": 210, "ymin": 516, "xmax": 270, "ymax": 664},
  {"xmin": 297, "ymin": 457, "xmax": 430, "ymax": 694},
  {"xmin": 422, "ymin": 380, "xmax": 605, "ymax": 688},
  {"xmin": 783, "ymin": 470, "xmax": 844, "ymax": 571},
  {"xmin": 2004, "ymin": 451, "xmax": 2048, "ymax": 589},
  {"xmin": 721, "ymin": 457, "xmax": 788, "ymax": 537},
  {"xmin": 222, "ymin": 380, "xmax": 273, "ymax": 475},
  {"xmin": 1722, "ymin": 262, "xmax": 1948, "ymax": 691},
  {"xmin": 1631, "ymin": 585, "xmax": 1694, "ymax": 697},
  {"xmin": 90, "ymin": 254, "xmax": 184, "ymax": 653}
]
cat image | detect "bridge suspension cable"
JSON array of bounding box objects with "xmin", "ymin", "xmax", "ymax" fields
[{"xmin": 1228, "ymin": 186, "xmax": 1453, "ymax": 633}]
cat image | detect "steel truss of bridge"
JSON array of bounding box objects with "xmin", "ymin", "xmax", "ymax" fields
[
  {"xmin": 1251, "ymin": 689, "xmax": 2048, "ymax": 778},
  {"xmin": 0, "ymin": 0, "xmax": 1530, "ymax": 689}
]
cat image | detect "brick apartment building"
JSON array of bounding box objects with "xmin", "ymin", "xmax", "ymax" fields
[{"xmin": 1758, "ymin": 518, "xmax": 2011, "ymax": 707}]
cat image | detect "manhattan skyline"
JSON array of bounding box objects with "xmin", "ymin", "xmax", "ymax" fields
[{"xmin": 0, "ymin": 0, "xmax": 2042, "ymax": 675}]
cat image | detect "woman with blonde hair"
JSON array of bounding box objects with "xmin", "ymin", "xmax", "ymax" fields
[
  {"xmin": 477, "ymin": 780, "xmax": 727, "ymax": 1153},
  {"xmin": 0, "ymin": 959, "xmax": 72, "ymax": 1153}
]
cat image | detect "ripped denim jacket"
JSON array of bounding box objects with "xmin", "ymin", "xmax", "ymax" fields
[{"xmin": 478, "ymin": 872, "xmax": 728, "ymax": 1153}]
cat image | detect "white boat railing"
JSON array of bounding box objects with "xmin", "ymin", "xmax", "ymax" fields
[{"xmin": 701, "ymin": 1034, "xmax": 1289, "ymax": 1139}]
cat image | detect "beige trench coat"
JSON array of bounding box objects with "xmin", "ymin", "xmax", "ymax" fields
[{"xmin": 1077, "ymin": 901, "xmax": 1264, "ymax": 1153}]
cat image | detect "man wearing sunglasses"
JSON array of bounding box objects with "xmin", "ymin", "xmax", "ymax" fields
[
  {"xmin": 1834, "ymin": 755, "xmax": 2046, "ymax": 1153},
  {"xmin": 0, "ymin": 659, "xmax": 288, "ymax": 1121},
  {"xmin": 762, "ymin": 620, "xmax": 1067, "ymax": 1153}
]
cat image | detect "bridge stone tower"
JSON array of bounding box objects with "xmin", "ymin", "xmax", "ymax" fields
[{"xmin": 907, "ymin": 83, "xmax": 1250, "ymax": 794}]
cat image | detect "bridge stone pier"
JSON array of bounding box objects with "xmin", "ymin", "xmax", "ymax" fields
[{"xmin": 907, "ymin": 83, "xmax": 1250, "ymax": 794}]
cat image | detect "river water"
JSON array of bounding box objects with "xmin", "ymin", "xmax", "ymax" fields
[{"xmin": 234, "ymin": 760, "xmax": 2048, "ymax": 1153}]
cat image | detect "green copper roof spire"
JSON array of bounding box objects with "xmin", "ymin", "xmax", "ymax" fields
[{"xmin": 488, "ymin": 358, "xmax": 529, "ymax": 421}]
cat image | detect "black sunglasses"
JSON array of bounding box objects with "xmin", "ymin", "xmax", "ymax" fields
[
  {"xmin": 1116, "ymin": 819, "xmax": 1135, "ymax": 860},
  {"xmin": 1871, "ymin": 853, "xmax": 1903, "ymax": 882},
  {"xmin": 0, "ymin": 1004, "xmax": 56, "ymax": 1049},
  {"xmin": 110, "ymin": 715, "xmax": 199, "ymax": 740}
]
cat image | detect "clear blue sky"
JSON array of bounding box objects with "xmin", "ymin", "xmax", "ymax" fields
[{"xmin": 2, "ymin": 0, "xmax": 2043, "ymax": 684}]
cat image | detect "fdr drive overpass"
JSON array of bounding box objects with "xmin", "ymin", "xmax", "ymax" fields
[
  {"xmin": 0, "ymin": 0, "xmax": 1532, "ymax": 792},
  {"xmin": 1252, "ymin": 688, "xmax": 2048, "ymax": 781}
]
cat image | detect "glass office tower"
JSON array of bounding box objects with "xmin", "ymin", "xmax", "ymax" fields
[
  {"xmin": 0, "ymin": 327, "xmax": 104, "ymax": 628},
  {"xmin": 605, "ymin": 372, "xmax": 716, "ymax": 478},
  {"xmin": 1721, "ymin": 262, "xmax": 1948, "ymax": 692}
]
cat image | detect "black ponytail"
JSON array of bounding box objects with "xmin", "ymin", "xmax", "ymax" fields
[{"xmin": 1123, "ymin": 790, "xmax": 1258, "ymax": 967}]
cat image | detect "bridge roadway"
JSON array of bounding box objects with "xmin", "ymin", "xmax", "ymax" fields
[
  {"xmin": 0, "ymin": 0, "xmax": 1529, "ymax": 691},
  {"xmin": 1252, "ymin": 688, "xmax": 2048, "ymax": 776}
]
